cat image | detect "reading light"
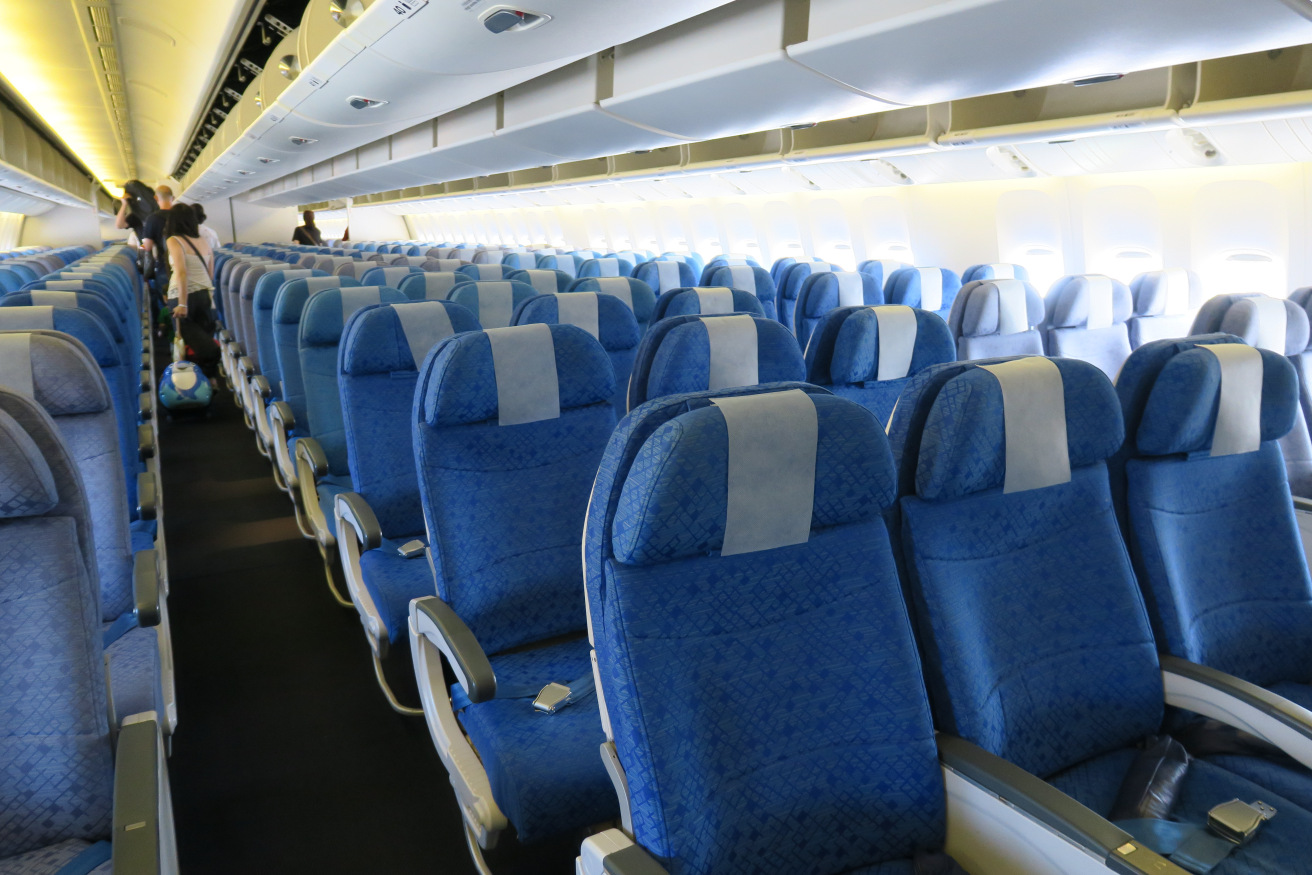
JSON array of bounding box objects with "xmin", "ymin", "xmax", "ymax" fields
[{"xmin": 347, "ymin": 96, "xmax": 388, "ymax": 110}]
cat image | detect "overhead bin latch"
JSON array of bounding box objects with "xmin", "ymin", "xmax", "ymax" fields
[{"xmin": 480, "ymin": 6, "xmax": 551, "ymax": 34}]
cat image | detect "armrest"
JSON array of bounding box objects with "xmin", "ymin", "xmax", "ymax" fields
[
  {"xmin": 133, "ymin": 549, "xmax": 161, "ymax": 627},
  {"xmin": 295, "ymin": 436, "xmax": 329, "ymax": 481},
  {"xmin": 218, "ymin": 329, "xmax": 232, "ymax": 343},
  {"xmin": 137, "ymin": 424, "xmax": 155, "ymax": 461},
  {"xmin": 335, "ymin": 491, "xmax": 383, "ymax": 552},
  {"xmin": 1161, "ymin": 654, "xmax": 1312, "ymax": 770},
  {"xmin": 937, "ymin": 735, "xmax": 1180, "ymax": 874},
  {"xmin": 137, "ymin": 391, "xmax": 152, "ymax": 420},
  {"xmin": 268, "ymin": 400, "xmax": 294, "ymax": 434},
  {"xmin": 238, "ymin": 355, "xmax": 255, "ymax": 379},
  {"xmin": 579, "ymin": 830, "xmax": 668, "ymax": 875},
  {"xmin": 412, "ymin": 596, "xmax": 496, "ymax": 704},
  {"xmin": 136, "ymin": 472, "xmax": 157, "ymax": 521},
  {"xmin": 112, "ymin": 715, "xmax": 170, "ymax": 873},
  {"xmin": 139, "ymin": 369, "xmax": 150, "ymax": 392},
  {"xmin": 252, "ymin": 374, "xmax": 273, "ymax": 402},
  {"xmin": 1292, "ymin": 496, "xmax": 1312, "ymax": 514}
]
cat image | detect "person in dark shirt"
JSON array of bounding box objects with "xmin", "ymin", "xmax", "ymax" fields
[
  {"xmin": 292, "ymin": 210, "xmax": 324, "ymax": 246},
  {"xmin": 141, "ymin": 184, "xmax": 175, "ymax": 324}
]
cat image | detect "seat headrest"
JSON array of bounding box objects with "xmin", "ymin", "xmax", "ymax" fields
[
  {"xmin": 916, "ymin": 357, "xmax": 1123, "ymax": 501},
  {"xmin": 421, "ymin": 323, "xmax": 614, "ymax": 427},
  {"xmin": 857, "ymin": 259, "xmax": 911, "ymax": 288},
  {"xmin": 639, "ymin": 259, "xmax": 696, "ymax": 292},
  {"xmin": 644, "ymin": 314, "xmax": 806, "ymax": 401},
  {"xmin": 1047, "ymin": 275, "xmax": 1133, "ymax": 329},
  {"xmin": 301, "ymin": 286, "xmax": 405, "ymax": 345},
  {"xmin": 709, "ymin": 264, "xmax": 772, "ymax": 295},
  {"xmin": 1136, "ymin": 340, "xmax": 1297, "ymax": 456},
  {"xmin": 885, "ymin": 267, "xmax": 962, "ymax": 312},
  {"xmin": 0, "ymin": 332, "xmax": 111, "ymax": 415},
  {"xmin": 571, "ymin": 277, "xmax": 657, "ymax": 324},
  {"xmin": 655, "ymin": 286, "xmax": 765, "ymax": 320},
  {"xmin": 612, "ymin": 391, "xmax": 894, "ymax": 565},
  {"xmin": 399, "ymin": 271, "xmax": 465, "ymax": 300},
  {"xmin": 962, "ymin": 263, "xmax": 1029, "ymax": 284},
  {"xmin": 584, "ymin": 258, "xmax": 630, "ymax": 277},
  {"xmin": 1217, "ymin": 295, "xmax": 1309, "ymax": 356},
  {"xmin": 0, "ymin": 406, "xmax": 57, "ymax": 518},
  {"xmin": 0, "ymin": 307, "xmax": 118, "ymax": 367},
  {"xmin": 514, "ymin": 292, "xmax": 640, "ymax": 350},
  {"xmin": 342, "ymin": 300, "xmax": 480, "ymax": 374},
  {"xmin": 449, "ymin": 280, "xmax": 537, "ymax": 329},
  {"xmin": 829, "ymin": 307, "xmax": 955, "ymax": 384},
  {"xmin": 510, "ymin": 268, "xmax": 569, "ymax": 296},
  {"xmin": 799, "ymin": 271, "xmax": 881, "ymax": 317},
  {"xmin": 1130, "ymin": 269, "xmax": 1197, "ymax": 317},
  {"xmin": 958, "ymin": 280, "xmax": 1044, "ymax": 337}
]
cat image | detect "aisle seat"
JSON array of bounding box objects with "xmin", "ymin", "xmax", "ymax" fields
[{"xmin": 513, "ymin": 292, "xmax": 639, "ymax": 416}]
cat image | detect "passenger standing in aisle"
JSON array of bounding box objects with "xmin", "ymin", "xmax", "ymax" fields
[
  {"xmin": 165, "ymin": 204, "xmax": 219, "ymax": 371},
  {"xmin": 142, "ymin": 184, "xmax": 176, "ymax": 327},
  {"xmin": 292, "ymin": 209, "xmax": 324, "ymax": 246}
]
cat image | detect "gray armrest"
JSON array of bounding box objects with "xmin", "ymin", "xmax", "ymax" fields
[
  {"xmin": 252, "ymin": 374, "xmax": 273, "ymax": 402},
  {"xmin": 336, "ymin": 491, "xmax": 383, "ymax": 552},
  {"xmin": 137, "ymin": 424, "xmax": 155, "ymax": 461},
  {"xmin": 237, "ymin": 356, "xmax": 255, "ymax": 379},
  {"xmin": 269, "ymin": 400, "xmax": 294, "ymax": 433},
  {"xmin": 137, "ymin": 391, "xmax": 152, "ymax": 420},
  {"xmin": 413, "ymin": 596, "xmax": 496, "ymax": 704},
  {"xmin": 133, "ymin": 549, "xmax": 161, "ymax": 627},
  {"xmin": 112, "ymin": 716, "xmax": 167, "ymax": 874},
  {"xmin": 937, "ymin": 735, "xmax": 1179, "ymax": 874},
  {"xmin": 604, "ymin": 847, "xmax": 669, "ymax": 875},
  {"xmin": 295, "ymin": 436, "xmax": 329, "ymax": 481},
  {"xmin": 218, "ymin": 329, "xmax": 232, "ymax": 343},
  {"xmin": 580, "ymin": 830, "xmax": 669, "ymax": 875},
  {"xmin": 1293, "ymin": 496, "xmax": 1312, "ymax": 514},
  {"xmin": 136, "ymin": 472, "xmax": 157, "ymax": 521}
]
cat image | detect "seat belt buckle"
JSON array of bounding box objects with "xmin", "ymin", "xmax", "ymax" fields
[
  {"xmin": 533, "ymin": 682, "xmax": 572, "ymax": 714},
  {"xmin": 397, "ymin": 539, "xmax": 425, "ymax": 559},
  {"xmin": 1207, "ymin": 799, "xmax": 1276, "ymax": 844}
]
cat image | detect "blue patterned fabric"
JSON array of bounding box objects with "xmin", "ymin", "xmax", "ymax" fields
[
  {"xmin": 1191, "ymin": 294, "xmax": 1310, "ymax": 356},
  {"xmin": 947, "ymin": 280, "xmax": 1046, "ymax": 362},
  {"xmin": 0, "ymin": 408, "xmax": 56, "ymax": 517},
  {"xmin": 507, "ymin": 268, "xmax": 572, "ymax": 295},
  {"xmin": 699, "ymin": 255, "xmax": 760, "ymax": 284},
  {"xmin": 512, "ymin": 293, "xmax": 637, "ymax": 416},
  {"xmin": 105, "ymin": 625, "xmax": 163, "ymax": 720},
  {"xmin": 361, "ymin": 265, "xmax": 423, "ymax": 287},
  {"xmin": 704, "ymin": 265, "xmax": 777, "ymax": 320},
  {"xmin": 1128, "ymin": 269, "xmax": 1198, "ymax": 349},
  {"xmin": 456, "ymin": 263, "xmax": 513, "ymax": 281},
  {"xmin": 447, "ymin": 281, "xmax": 538, "ymax": 330},
  {"xmin": 883, "ymin": 267, "xmax": 961, "ymax": 324},
  {"xmin": 649, "ymin": 287, "xmax": 764, "ymax": 322},
  {"xmin": 1207, "ymin": 752, "xmax": 1312, "ymax": 812},
  {"xmin": 251, "ymin": 269, "xmax": 329, "ymax": 389},
  {"xmin": 803, "ymin": 307, "xmax": 955, "ymax": 426},
  {"xmin": 452, "ymin": 637, "xmax": 617, "ymax": 843},
  {"xmin": 273, "ymin": 277, "xmax": 361, "ymax": 427},
  {"xmin": 567, "ymin": 277, "xmax": 657, "ymax": 332},
  {"xmin": 3, "ymin": 291, "xmax": 136, "ymax": 376},
  {"xmin": 0, "ymin": 838, "xmax": 113, "ymax": 874},
  {"xmin": 340, "ymin": 301, "xmax": 481, "ymax": 538},
  {"xmin": 1044, "ymin": 275, "xmax": 1135, "ymax": 379},
  {"xmin": 777, "ymin": 262, "xmax": 841, "ymax": 332},
  {"xmin": 578, "ymin": 257, "xmax": 635, "ymax": 279},
  {"xmin": 596, "ymin": 388, "xmax": 946, "ymax": 874},
  {"xmin": 795, "ymin": 272, "xmax": 885, "ymax": 350},
  {"xmin": 634, "ymin": 259, "xmax": 696, "ymax": 296},
  {"xmin": 358, "ymin": 539, "xmax": 434, "ymax": 645},
  {"xmin": 1050, "ymin": 748, "xmax": 1312, "ymax": 873},
  {"xmin": 630, "ymin": 315, "xmax": 806, "ymax": 409},
  {"xmin": 961, "ymin": 263, "xmax": 1029, "ymax": 284}
]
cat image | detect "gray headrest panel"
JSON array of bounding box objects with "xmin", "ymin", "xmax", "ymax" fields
[
  {"xmin": 979, "ymin": 357, "xmax": 1071, "ymax": 493},
  {"xmin": 395, "ymin": 302, "xmax": 456, "ymax": 370},
  {"xmin": 705, "ymin": 315, "xmax": 759, "ymax": 391},
  {"xmin": 485, "ymin": 323, "xmax": 560, "ymax": 426},
  {"xmin": 695, "ymin": 287, "xmax": 735, "ymax": 314},
  {"xmin": 1202, "ymin": 343, "xmax": 1263, "ymax": 456},
  {"xmin": 557, "ymin": 292, "xmax": 600, "ymax": 339},
  {"xmin": 873, "ymin": 306, "xmax": 918, "ymax": 381}
]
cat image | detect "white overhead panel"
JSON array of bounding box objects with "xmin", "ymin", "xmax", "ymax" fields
[
  {"xmin": 1180, "ymin": 46, "xmax": 1312, "ymax": 127},
  {"xmin": 599, "ymin": 0, "xmax": 897, "ymax": 143},
  {"xmin": 433, "ymin": 97, "xmax": 560, "ymax": 175},
  {"xmin": 1014, "ymin": 130, "xmax": 1222, "ymax": 176},
  {"xmin": 787, "ymin": 0, "xmax": 1312, "ymax": 107},
  {"xmin": 497, "ymin": 56, "xmax": 688, "ymax": 161},
  {"xmin": 1196, "ymin": 119, "xmax": 1312, "ymax": 164}
]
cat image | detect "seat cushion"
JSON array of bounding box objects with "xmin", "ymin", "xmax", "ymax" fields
[
  {"xmin": 453, "ymin": 636, "xmax": 617, "ymax": 842},
  {"xmin": 358, "ymin": 537, "xmax": 434, "ymax": 644},
  {"xmin": 1049, "ymin": 747, "xmax": 1312, "ymax": 873},
  {"xmin": 1202, "ymin": 681, "xmax": 1312, "ymax": 810},
  {"xmin": 0, "ymin": 838, "xmax": 112, "ymax": 874},
  {"xmin": 104, "ymin": 625, "xmax": 162, "ymax": 721},
  {"xmin": 129, "ymin": 520, "xmax": 154, "ymax": 553},
  {"xmin": 315, "ymin": 474, "xmax": 354, "ymax": 541}
]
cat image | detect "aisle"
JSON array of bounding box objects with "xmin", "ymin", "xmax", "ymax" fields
[{"xmin": 159, "ymin": 380, "xmax": 580, "ymax": 873}]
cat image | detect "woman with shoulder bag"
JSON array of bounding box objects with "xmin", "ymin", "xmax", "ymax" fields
[{"xmin": 164, "ymin": 203, "xmax": 220, "ymax": 372}]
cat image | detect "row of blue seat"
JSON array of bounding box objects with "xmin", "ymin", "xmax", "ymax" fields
[{"xmin": 0, "ymin": 243, "xmax": 177, "ymax": 872}]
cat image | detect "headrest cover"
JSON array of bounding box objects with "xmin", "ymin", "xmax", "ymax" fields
[
  {"xmin": 394, "ymin": 301, "xmax": 458, "ymax": 370},
  {"xmin": 656, "ymin": 261, "xmax": 681, "ymax": 291},
  {"xmin": 0, "ymin": 406, "xmax": 57, "ymax": 518},
  {"xmin": 916, "ymin": 357, "xmax": 1123, "ymax": 500},
  {"xmin": 612, "ymin": 392, "xmax": 894, "ymax": 564},
  {"xmin": 557, "ymin": 292, "xmax": 600, "ymax": 339},
  {"xmin": 1050, "ymin": 275, "xmax": 1131, "ymax": 329},
  {"xmin": 726, "ymin": 265, "xmax": 755, "ymax": 292},
  {"xmin": 0, "ymin": 332, "xmax": 110, "ymax": 415},
  {"xmin": 1133, "ymin": 270, "xmax": 1193, "ymax": 317},
  {"xmin": 595, "ymin": 277, "xmax": 634, "ymax": 311},
  {"xmin": 874, "ymin": 306, "xmax": 918, "ymax": 381},
  {"xmin": 1136, "ymin": 342, "xmax": 1297, "ymax": 456},
  {"xmin": 706, "ymin": 314, "xmax": 759, "ymax": 390},
  {"xmin": 695, "ymin": 287, "xmax": 735, "ymax": 314},
  {"xmin": 522, "ymin": 270, "xmax": 559, "ymax": 296},
  {"xmin": 960, "ymin": 280, "xmax": 1038, "ymax": 337},
  {"xmin": 596, "ymin": 259, "xmax": 620, "ymax": 277},
  {"xmin": 836, "ymin": 272, "xmax": 866, "ymax": 308},
  {"xmin": 1220, "ymin": 296, "xmax": 1307, "ymax": 355},
  {"xmin": 423, "ymin": 323, "xmax": 614, "ymax": 427}
]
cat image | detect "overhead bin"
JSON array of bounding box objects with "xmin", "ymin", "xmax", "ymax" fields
[
  {"xmin": 684, "ymin": 130, "xmax": 788, "ymax": 173},
  {"xmin": 497, "ymin": 56, "xmax": 688, "ymax": 162},
  {"xmin": 1013, "ymin": 130, "xmax": 1222, "ymax": 176},
  {"xmin": 600, "ymin": 0, "xmax": 895, "ymax": 142},
  {"xmin": 787, "ymin": 0, "xmax": 1312, "ymax": 107},
  {"xmin": 1192, "ymin": 119, "xmax": 1312, "ymax": 164},
  {"xmin": 784, "ymin": 107, "xmax": 936, "ymax": 163},
  {"xmin": 938, "ymin": 66, "xmax": 1193, "ymax": 148},
  {"xmin": 432, "ymin": 96, "xmax": 561, "ymax": 175},
  {"xmin": 1180, "ymin": 46, "xmax": 1312, "ymax": 126}
]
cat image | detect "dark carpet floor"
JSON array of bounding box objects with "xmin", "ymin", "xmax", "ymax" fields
[{"xmin": 160, "ymin": 376, "xmax": 584, "ymax": 873}]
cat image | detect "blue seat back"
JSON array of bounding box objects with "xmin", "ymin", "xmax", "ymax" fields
[
  {"xmin": 415, "ymin": 323, "xmax": 616, "ymax": 654},
  {"xmin": 948, "ymin": 279, "xmax": 1046, "ymax": 361},
  {"xmin": 299, "ymin": 286, "xmax": 408, "ymax": 475},
  {"xmin": 894, "ymin": 356, "xmax": 1161, "ymax": 779},
  {"xmin": 1043, "ymin": 275, "xmax": 1135, "ymax": 379},
  {"xmin": 3, "ymin": 290, "xmax": 133, "ymax": 374},
  {"xmin": 1115, "ymin": 336, "xmax": 1312, "ymax": 688},
  {"xmin": 649, "ymin": 286, "xmax": 765, "ymax": 322},
  {"xmin": 884, "ymin": 267, "xmax": 962, "ymax": 323},
  {"xmin": 340, "ymin": 300, "xmax": 480, "ymax": 537},
  {"xmin": 578, "ymin": 257, "xmax": 634, "ymax": 279},
  {"xmin": 508, "ymin": 268, "xmax": 572, "ymax": 295},
  {"xmin": 803, "ymin": 306, "xmax": 954, "ymax": 425},
  {"xmin": 610, "ymin": 249, "xmax": 650, "ymax": 265},
  {"xmin": 360, "ymin": 265, "xmax": 422, "ymax": 287},
  {"xmin": 777, "ymin": 262, "xmax": 841, "ymax": 332},
  {"xmin": 634, "ymin": 259, "xmax": 696, "ymax": 297},
  {"xmin": 857, "ymin": 259, "xmax": 911, "ymax": 293},
  {"xmin": 698, "ymin": 255, "xmax": 759, "ymax": 285},
  {"xmin": 448, "ymin": 280, "xmax": 538, "ymax": 329},
  {"xmin": 456, "ymin": 263, "xmax": 514, "ymax": 281},
  {"xmin": 536, "ymin": 254, "xmax": 578, "ymax": 278},
  {"xmin": 795, "ymin": 271, "xmax": 883, "ymax": 350},
  {"xmin": 567, "ymin": 277, "xmax": 657, "ymax": 333},
  {"xmin": 513, "ymin": 292, "xmax": 637, "ymax": 416},
  {"xmin": 0, "ymin": 390, "xmax": 114, "ymax": 861},
  {"xmin": 256, "ymin": 274, "xmax": 343, "ymax": 391},
  {"xmin": 272, "ymin": 277, "xmax": 360, "ymax": 428},
  {"xmin": 398, "ymin": 271, "xmax": 468, "ymax": 301},
  {"xmin": 629, "ymin": 314, "xmax": 806, "ymax": 410},
  {"xmin": 961, "ymin": 263, "xmax": 1030, "ymax": 284},
  {"xmin": 1127, "ymin": 269, "xmax": 1198, "ymax": 349},
  {"xmin": 0, "ymin": 267, "xmax": 27, "ymax": 292},
  {"xmin": 500, "ymin": 252, "xmax": 538, "ymax": 269},
  {"xmin": 705, "ymin": 264, "xmax": 777, "ymax": 321},
  {"xmin": 659, "ymin": 251, "xmax": 704, "ymax": 274}
]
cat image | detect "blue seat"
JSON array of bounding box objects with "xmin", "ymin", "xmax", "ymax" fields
[
  {"xmin": 769, "ymin": 255, "xmax": 823, "ymax": 286},
  {"xmin": 777, "ymin": 261, "xmax": 841, "ymax": 333},
  {"xmin": 1043, "ymin": 274, "xmax": 1135, "ymax": 379},
  {"xmin": 4, "ymin": 289, "xmax": 139, "ymax": 380},
  {"xmin": 500, "ymin": 252, "xmax": 538, "ymax": 270},
  {"xmin": 698, "ymin": 254, "xmax": 761, "ymax": 285},
  {"xmin": 704, "ymin": 263, "xmax": 778, "ymax": 320},
  {"xmin": 396, "ymin": 271, "xmax": 467, "ymax": 301},
  {"xmin": 628, "ymin": 314, "xmax": 805, "ymax": 410},
  {"xmin": 947, "ymin": 279, "xmax": 1046, "ymax": 361},
  {"xmin": 580, "ymin": 384, "xmax": 951, "ymax": 875},
  {"xmin": 472, "ymin": 247, "xmax": 507, "ymax": 265},
  {"xmin": 884, "ymin": 267, "xmax": 962, "ymax": 323},
  {"xmin": 1115, "ymin": 336, "xmax": 1312, "ymax": 808},
  {"xmin": 858, "ymin": 258, "xmax": 912, "ymax": 293},
  {"xmin": 577, "ymin": 257, "xmax": 634, "ymax": 279},
  {"xmin": 335, "ymin": 300, "xmax": 481, "ymax": 709},
  {"xmin": 361, "ymin": 265, "xmax": 423, "ymax": 287},
  {"xmin": 0, "ymin": 390, "xmax": 175, "ymax": 874},
  {"xmin": 293, "ymin": 285, "xmax": 408, "ymax": 602},
  {"xmin": 448, "ymin": 280, "xmax": 538, "ymax": 329},
  {"xmin": 648, "ymin": 286, "xmax": 765, "ymax": 322},
  {"xmin": 803, "ymin": 305, "xmax": 954, "ymax": 425},
  {"xmin": 423, "ymin": 257, "xmax": 464, "ymax": 273},
  {"xmin": 513, "ymin": 292, "xmax": 639, "ymax": 416},
  {"xmin": 508, "ymin": 268, "xmax": 572, "ymax": 295},
  {"xmin": 536, "ymin": 254, "xmax": 579, "ymax": 278},
  {"xmin": 1128, "ymin": 270, "xmax": 1200, "ymax": 349},
  {"xmin": 658, "ymin": 251, "xmax": 704, "ymax": 275},
  {"xmin": 795, "ymin": 270, "xmax": 884, "ymax": 350},
  {"xmin": 0, "ymin": 266, "xmax": 26, "ymax": 292},
  {"xmin": 961, "ymin": 262, "xmax": 1030, "ymax": 284},
  {"xmin": 457, "ymin": 263, "xmax": 514, "ymax": 281},
  {"xmin": 567, "ymin": 277, "xmax": 657, "ymax": 333},
  {"xmin": 633, "ymin": 259, "xmax": 697, "ymax": 297},
  {"xmin": 892, "ymin": 354, "xmax": 1312, "ymax": 874},
  {"xmin": 609, "ymin": 249, "xmax": 650, "ymax": 265},
  {"xmin": 407, "ymin": 324, "xmax": 619, "ymax": 865}
]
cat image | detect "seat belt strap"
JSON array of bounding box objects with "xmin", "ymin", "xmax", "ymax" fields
[
  {"xmin": 450, "ymin": 673, "xmax": 595, "ymax": 714},
  {"xmin": 54, "ymin": 840, "xmax": 113, "ymax": 875},
  {"xmin": 103, "ymin": 611, "xmax": 140, "ymax": 648},
  {"xmin": 1118, "ymin": 797, "xmax": 1276, "ymax": 874}
]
